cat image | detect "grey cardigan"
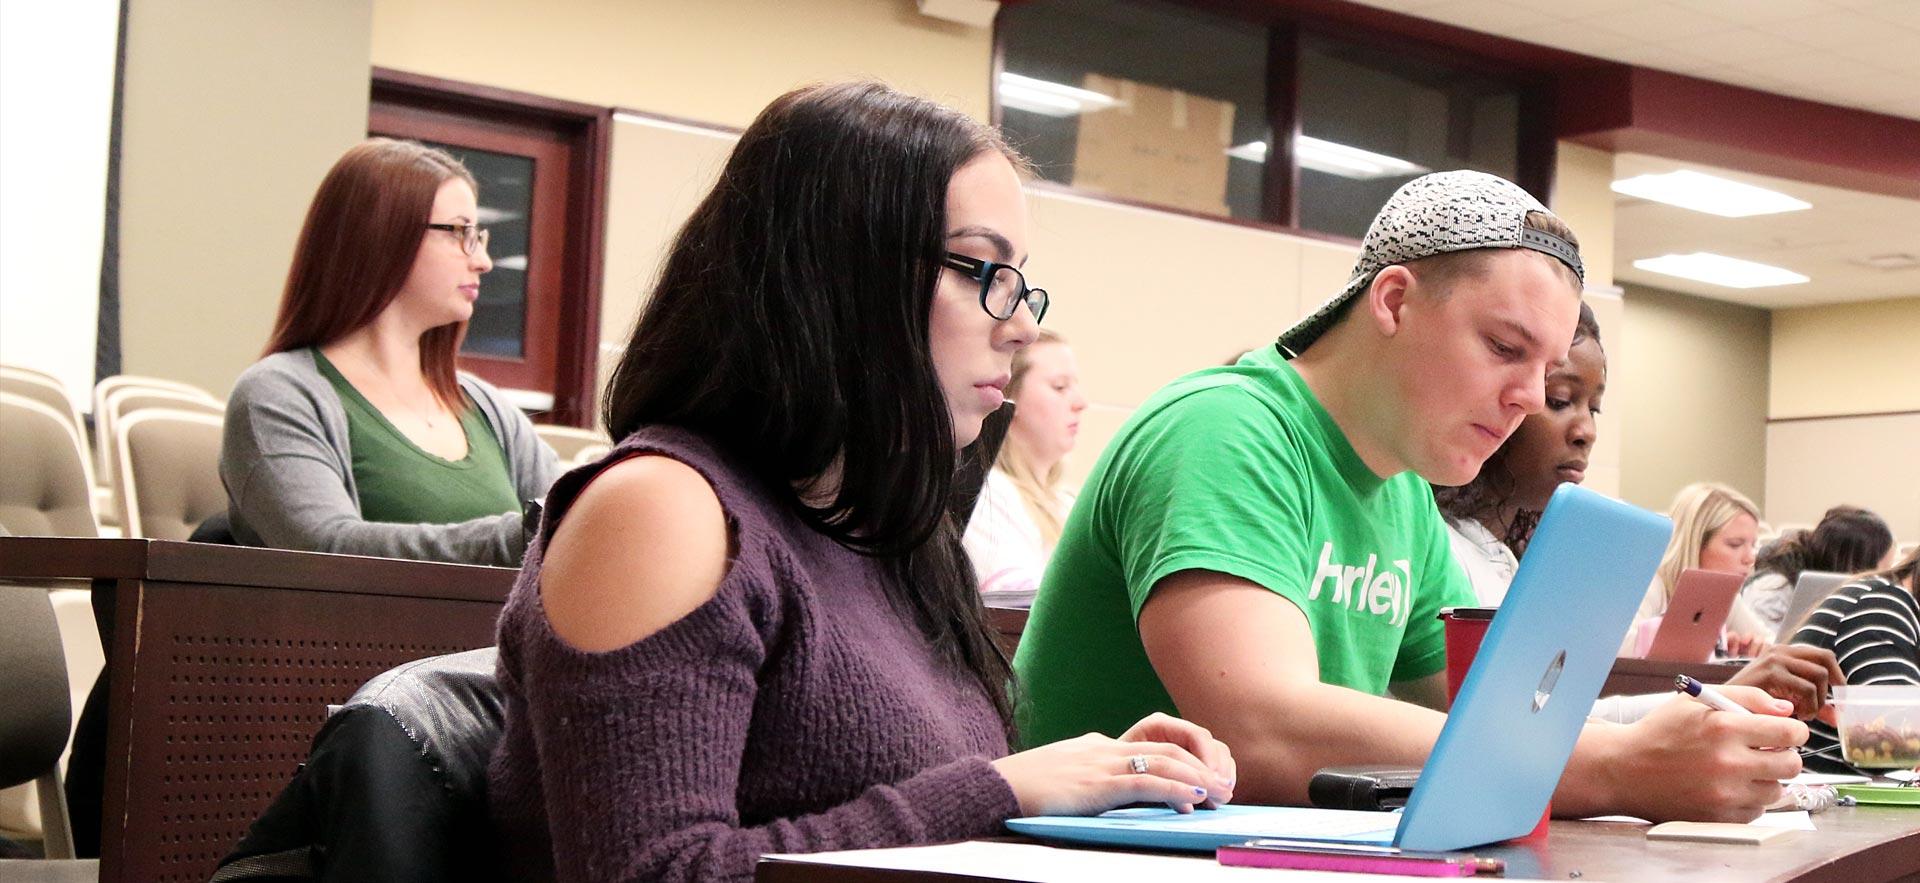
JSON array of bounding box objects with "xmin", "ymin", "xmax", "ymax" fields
[{"xmin": 220, "ymin": 349, "xmax": 561, "ymax": 566}]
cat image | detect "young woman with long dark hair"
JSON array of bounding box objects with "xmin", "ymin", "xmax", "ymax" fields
[
  {"xmin": 1744, "ymin": 505, "xmax": 1895, "ymax": 634},
  {"xmin": 220, "ymin": 138, "xmax": 559, "ymax": 565},
  {"xmin": 487, "ymin": 82, "xmax": 1234, "ymax": 882}
]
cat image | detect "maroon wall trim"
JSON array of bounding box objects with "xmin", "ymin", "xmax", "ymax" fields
[{"xmin": 1558, "ymin": 67, "xmax": 1920, "ymax": 200}]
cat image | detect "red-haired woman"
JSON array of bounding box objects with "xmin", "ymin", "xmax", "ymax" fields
[{"xmin": 220, "ymin": 138, "xmax": 559, "ymax": 565}]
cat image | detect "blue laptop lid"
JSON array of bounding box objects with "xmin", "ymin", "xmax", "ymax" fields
[{"xmin": 1393, "ymin": 482, "xmax": 1670, "ymax": 850}]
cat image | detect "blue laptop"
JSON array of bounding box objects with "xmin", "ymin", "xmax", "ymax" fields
[{"xmin": 1006, "ymin": 483, "xmax": 1672, "ymax": 853}]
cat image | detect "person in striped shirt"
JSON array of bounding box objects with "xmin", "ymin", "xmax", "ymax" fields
[{"xmin": 1788, "ymin": 544, "xmax": 1920, "ymax": 773}]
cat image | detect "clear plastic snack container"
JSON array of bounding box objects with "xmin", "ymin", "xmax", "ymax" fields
[{"xmin": 1833, "ymin": 685, "xmax": 1920, "ymax": 769}]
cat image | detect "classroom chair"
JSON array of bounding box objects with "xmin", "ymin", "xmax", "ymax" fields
[
  {"xmin": 0, "ymin": 367, "xmax": 89, "ymax": 456},
  {"xmin": 111, "ymin": 408, "xmax": 225, "ymax": 541},
  {"xmin": 91, "ymin": 378, "xmax": 220, "ymax": 502},
  {"xmin": 0, "ymin": 584, "xmax": 83, "ymax": 866},
  {"xmin": 0, "ymin": 393, "xmax": 98, "ymax": 538},
  {"xmin": 531, "ymin": 422, "xmax": 610, "ymax": 463}
]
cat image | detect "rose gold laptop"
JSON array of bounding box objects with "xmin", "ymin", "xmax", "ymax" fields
[{"xmin": 1644, "ymin": 568, "xmax": 1744, "ymax": 663}]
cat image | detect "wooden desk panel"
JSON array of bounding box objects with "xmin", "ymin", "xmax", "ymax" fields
[
  {"xmin": 985, "ymin": 606, "xmax": 1027, "ymax": 657},
  {"xmin": 107, "ymin": 580, "xmax": 503, "ymax": 882},
  {"xmin": 0, "ymin": 537, "xmax": 517, "ymax": 883}
]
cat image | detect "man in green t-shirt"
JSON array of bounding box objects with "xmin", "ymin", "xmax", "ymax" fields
[{"xmin": 1015, "ymin": 171, "xmax": 1807, "ymax": 823}]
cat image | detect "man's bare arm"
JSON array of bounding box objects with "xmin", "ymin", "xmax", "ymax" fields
[{"xmin": 1138, "ymin": 568, "xmax": 1809, "ymax": 821}]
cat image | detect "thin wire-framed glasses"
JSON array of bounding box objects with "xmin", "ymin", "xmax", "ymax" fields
[
  {"xmin": 426, "ymin": 222, "xmax": 490, "ymax": 256},
  {"xmin": 943, "ymin": 252, "xmax": 1048, "ymax": 324}
]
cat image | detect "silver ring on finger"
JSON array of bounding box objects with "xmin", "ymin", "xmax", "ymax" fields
[{"xmin": 1128, "ymin": 754, "xmax": 1150, "ymax": 775}]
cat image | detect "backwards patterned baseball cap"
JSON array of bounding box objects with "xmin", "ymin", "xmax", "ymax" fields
[{"xmin": 1277, "ymin": 170, "xmax": 1584, "ymax": 358}]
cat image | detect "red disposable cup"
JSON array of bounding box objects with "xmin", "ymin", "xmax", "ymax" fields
[{"xmin": 1440, "ymin": 607, "xmax": 1551, "ymax": 842}]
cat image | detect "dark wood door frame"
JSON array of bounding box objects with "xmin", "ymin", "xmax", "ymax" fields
[{"xmin": 370, "ymin": 67, "xmax": 611, "ymax": 427}]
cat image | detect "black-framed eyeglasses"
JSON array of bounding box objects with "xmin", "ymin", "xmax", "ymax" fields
[
  {"xmin": 943, "ymin": 252, "xmax": 1048, "ymax": 323},
  {"xmin": 426, "ymin": 222, "xmax": 490, "ymax": 256}
]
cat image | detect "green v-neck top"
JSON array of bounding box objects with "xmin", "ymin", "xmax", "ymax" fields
[{"xmin": 313, "ymin": 349, "xmax": 521, "ymax": 526}]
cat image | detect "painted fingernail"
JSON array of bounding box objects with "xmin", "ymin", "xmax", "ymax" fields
[{"xmin": 1194, "ymin": 787, "xmax": 1208, "ymax": 797}]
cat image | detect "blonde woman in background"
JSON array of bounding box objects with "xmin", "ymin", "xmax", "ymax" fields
[
  {"xmin": 1625, "ymin": 482, "xmax": 1772, "ymax": 657},
  {"xmin": 963, "ymin": 330, "xmax": 1086, "ymax": 606}
]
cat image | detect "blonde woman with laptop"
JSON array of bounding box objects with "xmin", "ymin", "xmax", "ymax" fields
[
  {"xmin": 1624, "ymin": 482, "xmax": 1771, "ymax": 658},
  {"xmin": 962, "ymin": 330, "xmax": 1086, "ymax": 606}
]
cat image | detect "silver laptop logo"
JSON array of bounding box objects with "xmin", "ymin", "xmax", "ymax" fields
[{"xmin": 1532, "ymin": 650, "xmax": 1566, "ymax": 713}]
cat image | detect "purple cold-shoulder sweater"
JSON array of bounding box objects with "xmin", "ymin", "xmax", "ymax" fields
[{"xmin": 487, "ymin": 426, "xmax": 1020, "ymax": 882}]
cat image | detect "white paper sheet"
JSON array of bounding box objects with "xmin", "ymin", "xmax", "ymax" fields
[
  {"xmin": 1785, "ymin": 772, "xmax": 1871, "ymax": 785},
  {"xmin": 1750, "ymin": 810, "xmax": 1817, "ymax": 831}
]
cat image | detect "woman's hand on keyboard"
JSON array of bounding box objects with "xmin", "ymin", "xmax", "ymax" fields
[{"xmin": 991, "ymin": 713, "xmax": 1236, "ymax": 816}]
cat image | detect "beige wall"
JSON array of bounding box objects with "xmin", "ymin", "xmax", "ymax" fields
[
  {"xmin": 1029, "ymin": 190, "xmax": 1349, "ymax": 487},
  {"xmin": 593, "ymin": 116, "xmax": 739, "ymax": 427},
  {"xmin": 1550, "ymin": 141, "xmax": 1615, "ymax": 290},
  {"xmin": 1764, "ymin": 296, "xmax": 1920, "ymax": 541},
  {"xmin": 1766, "ymin": 413, "xmax": 1920, "ymax": 543},
  {"xmin": 1548, "ymin": 140, "xmax": 1622, "ymax": 500},
  {"xmin": 1769, "ymin": 297, "xmax": 1920, "ymax": 419},
  {"xmin": 371, "ymin": 0, "xmax": 994, "ymax": 128},
  {"xmin": 1615, "ymin": 284, "xmax": 1772, "ymax": 512},
  {"xmin": 118, "ymin": 0, "xmax": 373, "ymax": 396}
]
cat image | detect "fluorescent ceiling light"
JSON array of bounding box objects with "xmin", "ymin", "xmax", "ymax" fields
[
  {"xmin": 1611, "ymin": 169, "xmax": 1811, "ymax": 217},
  {"xmin": 1225, "ymin": 141, "xmax": 1269, "ymax": 163},
  {"xmin": 1632, "ymin": 252, "xmax": 1809, "ymax": 289},
  {"xmin": 1296, "ymin": 135, "xmax": 1427, "ymax": 180},
  {"xmin": 1224, "ymin": 136, "xmax": 1428, "ymax": 180},
  {"xmin": 997, "ymin": 73, "xmax": 1121, "ymax": 117}
]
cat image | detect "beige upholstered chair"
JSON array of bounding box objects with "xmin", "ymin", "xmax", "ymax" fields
[
  {"xmin": 0, "ymin": 589, "xmax": 103, "ymax": 859},
  {"xmin": 570, "ymin": 442, "xmax": 613, "ymax": 466},
  {"xmin": 0, "ymin": 583, "xmax": 83, "ymax": 862},
  {"xmin": 95, "ymin": 385, "xmax": 223, "ymax": 513},
  {"xmin": 1, "ymin": 366, "xmax": 88, "ymax": 448},
  {"xmin": 0, "ymin": 392, "xmax": 99, "ymax": 538},
  {"xmin": 531, "ymin": 423, "xmax": 610, "ymax": 464},
  {"xmin": 0, "ymin": 392, "xmax": 104, "ymax": 860},
  {"xmin": 92, "ymin": 376, "xmax": 220, "ymax": 485},
  {"xmin": 112, "ymin": 408, "xmax": 226, "ymax": 541},
  {"xmin": 2, "ymin": 367, "xmax": 109, "ymax": 530},
  {"xmin": 91, "ymin": 373, "xmax": 217, "ymax": 419}
]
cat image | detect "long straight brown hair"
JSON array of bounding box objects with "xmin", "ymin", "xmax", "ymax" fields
[{"xmin": 262, "ymin": 138, "xmax": 476, "ymax": 410}]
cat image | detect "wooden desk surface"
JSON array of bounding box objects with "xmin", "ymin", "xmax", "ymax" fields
[
  {"xmin": 1603, "ymin": 656, "xmax": 1747, "ymax": 696},
  {"xmin": 758, "ymin": 807, "xmax": 1920, "ymax": 882},
  {"xmin": 0, "ymin": 535, "xmax": 517, "ymax": 599}
]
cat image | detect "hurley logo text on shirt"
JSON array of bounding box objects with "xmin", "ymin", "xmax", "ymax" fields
[{"xmin": 1306, "ymin": 541, "xmax": 1413, "ymax": 627}]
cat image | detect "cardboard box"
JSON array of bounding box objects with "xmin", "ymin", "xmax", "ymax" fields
[{"xmin": 1071, "ymin": 74, "xmax": 1235, "ymax": 215}]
